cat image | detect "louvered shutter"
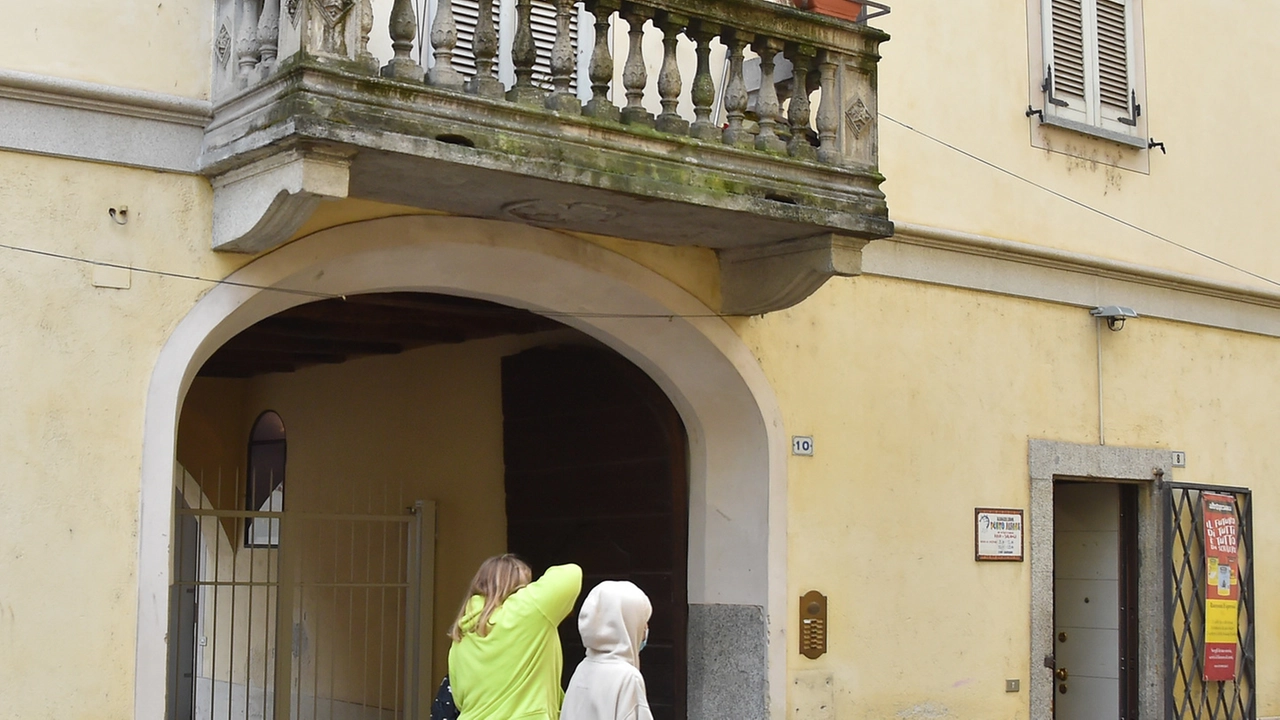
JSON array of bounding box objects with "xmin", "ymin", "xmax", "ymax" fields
[
  {"xmin": 447, "ymin": 0, "xmax": 576, "ymax": 90},
  {"xmin": 450, "ymin": 0, "xmax": 499, "ymax": 78},
  {"xmin": 1093, "ymin": 0, "xmax": 1137, "ymax": 133},
  {"xmin": 1042, "ymin": 0, "xmax": 1089, "ymax": 123},
  {"xmin": 1041, "ymin": 0, "xmax": 1138, "ymax": 136}
]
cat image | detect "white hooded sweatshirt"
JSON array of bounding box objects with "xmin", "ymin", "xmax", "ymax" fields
[{"xmin": 559, "ymin": 581, "xmax": 654, "ymax": 720}]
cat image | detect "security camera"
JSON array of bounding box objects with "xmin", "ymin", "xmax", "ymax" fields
[{"xmin": 1090, "ymin": 305, "xmax": 1138, "ymax": 332}]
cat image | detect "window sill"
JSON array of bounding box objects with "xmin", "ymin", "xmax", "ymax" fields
[{"xmin": 1040, "ymin": 115, "xmax": 1148, "ymax": 149}]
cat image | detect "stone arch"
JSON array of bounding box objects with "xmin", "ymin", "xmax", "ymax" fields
[{"xmin": 135, "ymin": 216, "xmax": 787, "ymax": 719}]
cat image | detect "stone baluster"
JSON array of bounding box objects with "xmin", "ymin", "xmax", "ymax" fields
[
  {"xmin": 545, "ymin": 0, "xmax": 581, "ymax": 113},
  {"xmin": 816, "ymin": 50, "xmax": 840, "ymax": 164},
  {"xmin": 654, "ymin": 12, "xmax": 689, "ymax": 135},
  {"xmin": 429, "ymin": 0, "xmax": 465, "ymax": 88},
  {"xmin": 583, "ymin": 0, "xmax": 621, "ymax": 122},
  {"xmin": 257, "ymin": 0, "xmax": 280, "ymax": 74},
  {"xmin": 238, "ymin": 0, "xmax": 263, "ymax": 85},
  {"xmin": 508, "ymin": 0, "xmax": 546, "ymax": 105},
  {"xmin": 786, "ymin": 44, "xmax": 818, "ymax": 160},
  {"xmin": 381, "ymin": 0, "xmax": 424, "ymax": 80},
  {"xmin": 688, "ymin": 20, "xmax": 721, "ymax": 141},
  {"xmin": 620, "ymin": 6, "xmax": 654, "ymax": 127},
  {"xmin": 356, "ymin": 0, "xmax": 378, "ymax": 72},
  {"xmin": 721, "ymin": 29, "xmax": 754, "ymax": 148},
  {"xmin": 752, "ymin": 38, "xmax": 787, "ymax": 154},
  {"xmin": 467, "ymin": 0, "xmax": 504, "ymax": 98}
]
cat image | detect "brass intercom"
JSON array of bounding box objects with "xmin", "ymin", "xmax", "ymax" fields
[{"xmin": 799, "ymin": 590, "xmax": 828, "ymax": 659}]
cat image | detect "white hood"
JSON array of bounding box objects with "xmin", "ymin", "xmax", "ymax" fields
[{"xmin": 578, "ymin": 581, "xmax": 652, "ymax": 668}]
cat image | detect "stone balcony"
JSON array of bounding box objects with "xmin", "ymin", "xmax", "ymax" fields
[{"xmin": 204, "ymin": 0, "xmax": 890, "ymax": 313}]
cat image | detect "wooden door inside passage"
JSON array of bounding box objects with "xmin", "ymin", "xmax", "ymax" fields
[
  {"xmin": 501, "ymin": 345, "xmax": 689, "ymax": 720},
  {"xmin": 1053, "ymin": 481, "xmax": 1139, "ymax": 720}
]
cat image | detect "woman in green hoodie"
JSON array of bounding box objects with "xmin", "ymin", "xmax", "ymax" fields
[{"xmin": 447, "ymin": 555, "xmax": 583, "ymax": 720}]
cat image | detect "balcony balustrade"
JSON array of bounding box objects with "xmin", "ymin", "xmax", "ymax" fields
[{"xmin": 205, "ymin": 0, "xmax": 890, "ymax": 313}]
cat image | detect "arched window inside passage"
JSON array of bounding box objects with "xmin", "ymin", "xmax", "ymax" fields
[{"xmin": 245, "ymin": 411, "xmax": 286, "ymax": 547}]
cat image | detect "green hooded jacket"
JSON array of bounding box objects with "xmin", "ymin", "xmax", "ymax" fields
[{"xmin": 448, "ymin": 563, "xmax": 583, "ymax": 720}]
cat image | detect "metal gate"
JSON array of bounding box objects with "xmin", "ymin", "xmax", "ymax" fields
[
  {"xmin": 1165, "ymin": 482, "xmax": 1255, "ymax": 720},
  {"xmin": 167, "ymin": 472, "xmax": 429, "ymax": 720}
]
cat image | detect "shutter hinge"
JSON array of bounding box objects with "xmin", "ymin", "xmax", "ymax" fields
[
  {"xmin": 1148, "ymin": 138, "xmax": 1166, "ymax": 154},
  {"xmin": 1026, "ymin": 105, "xmax": 1044, "ymax": 122},
  {"xmin": 1042, "ymin": 66, "xmax": 1069, "ymax": 108},
  {"xmin": 1118, "ymin": 89, "xmax": 1141, "ymax": 126}
]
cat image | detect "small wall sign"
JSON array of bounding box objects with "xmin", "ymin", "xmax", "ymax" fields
[
  {"xmin": 792, "ymin": 436, "xmax": 815, "ymax": 456},
  {"xmin": 975, "ymin": 508, "xmax": 1024, "ymax": 561}
]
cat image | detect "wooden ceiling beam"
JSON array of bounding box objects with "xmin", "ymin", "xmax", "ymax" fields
[
  {"xmin": 197, "ymin": 292, "xmax": 566, "ymax": 378},
  {"xmin": 252, "ymin": 316, "xmax": 470, "ymax": 345},
  {"xmin": 224, "ymin": 330, "xmax": 407, "ymax": 356}
]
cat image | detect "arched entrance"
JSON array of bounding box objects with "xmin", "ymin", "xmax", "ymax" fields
[{"xmin": 135, "ymin": 217, "xmax": 786, "ymax": 720}]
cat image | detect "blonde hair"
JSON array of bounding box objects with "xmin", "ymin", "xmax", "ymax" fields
[{"xmin": 449, "ymin": 554, "xmax": 533, "ymax": 641}]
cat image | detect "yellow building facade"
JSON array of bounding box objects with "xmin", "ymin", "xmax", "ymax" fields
[{"xmin": 0, "ymin": 1, "xmax": 1275, "ymax": 719}]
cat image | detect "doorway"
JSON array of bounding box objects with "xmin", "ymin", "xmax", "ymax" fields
[
  {"xmin": 1052, "ymin": 481, "xmax": 1139, "ymax": 720},
  {"xmin": 502, "ymin": 345, "xmax": 689, "ymax": 720},
  {"xmin": 170, "ymin": 294, "xmax": 692, "ymax": 719}
]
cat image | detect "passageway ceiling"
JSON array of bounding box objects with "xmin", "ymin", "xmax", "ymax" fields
[{"xmin": 197, "ymin": 292, "xmax": 563, "ymax": 378}]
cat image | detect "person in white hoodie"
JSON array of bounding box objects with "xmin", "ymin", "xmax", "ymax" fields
[{"xmin": 560, "ymin": 581, "xmax": 654, "ymax": 720}]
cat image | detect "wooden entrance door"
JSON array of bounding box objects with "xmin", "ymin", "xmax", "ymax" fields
[{"xmin": 502, "ymin": 345, "xmax": 688, "ymax": 720}]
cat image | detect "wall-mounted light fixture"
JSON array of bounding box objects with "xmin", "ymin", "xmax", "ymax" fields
[{"xmin": 1091, "ymin": 305, "xmax": 1138, "ymax": 332}]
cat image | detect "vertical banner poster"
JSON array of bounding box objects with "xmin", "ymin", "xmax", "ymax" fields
[{"xmin": 1202, "ymin": 492, "xmax": 1240, "ymax": 681}]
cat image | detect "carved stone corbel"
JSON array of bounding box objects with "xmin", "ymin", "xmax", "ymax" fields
[
  {"xmin": 718, "ymin": 233, "xmax": 870, "ymax": 315},
  {"xmin": 211, "ymin": 147, "xmax": 352, "ymax": 253}
]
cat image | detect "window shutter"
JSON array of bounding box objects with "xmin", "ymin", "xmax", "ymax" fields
[
  {"xmin": 1094, "ymin": 0, "xmax": 1137, "ymax": 130},
  {"xmin": 1043, "ymin": 0, "xmax": 1089, "ymax": 122},
  {"xmin": 450, "ymin": 0, "xmax": 496, "ymax": 78}
]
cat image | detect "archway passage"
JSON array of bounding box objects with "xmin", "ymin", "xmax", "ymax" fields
[
  {"xmin": 503, "ymin": 345, "xmax": 688, "ymax": 720},
  {"xmin": 172, "ymin": 292, "xmax": 690, "ymax": 720},
  {"xmin": 140, "ymin": 216, "xmax": 782, "ymax": 720}
]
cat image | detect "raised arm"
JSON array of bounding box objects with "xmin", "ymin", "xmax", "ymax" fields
[{"xmin": 521, "ymin": 563, "xmax": 583, "ymax": 623}]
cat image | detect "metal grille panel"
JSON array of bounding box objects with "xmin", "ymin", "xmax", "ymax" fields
[
  {"xmin": 1165, "ymin": 482, "xmax": 1255, "ymax": 720},
  {"xmin": 167, "ymin": 470, "xmax": 425, "ymax": 720}
]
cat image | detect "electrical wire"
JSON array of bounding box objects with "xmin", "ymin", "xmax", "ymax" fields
[
  {"xmin": 879, "ymin": 112, "xmax": 1280, "ymax": 290},
  {"xmin": 0, "ymin": 240, "xmax": 727, "ymax": 320},
  {"xmin": 3, "ymin": 113, "xmax": 1278, "ymax": 318}
]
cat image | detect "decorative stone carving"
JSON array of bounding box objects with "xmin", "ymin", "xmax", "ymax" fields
[
  {"xmin": 212, "ymin": 147, "xmax": 353, "ymax": 253},
  {"xmin": 507, "ymin": 0, "xmax": 545, "ymax": 105},
  {"xmin": 429, "ymin": 0, "xmax": 465, "ymax": 88},
  {"xmin": 688, "ymin": 21, "xmax": 722, "ymax": 141},
  {"xmin": 845, "ymin": 97, "xmax": 872, "ymax": 139},
  {"xmin": 583, "ymin": 0, "xmax": 621, "ymax": 122},
  {"xmin": 815, "ymin": 52, "xmax": 839, "ymax": 163},
  {"xmin": 503, "ymin": 200, "xmax": 621, "ymax": 225},
  {"xmin": 544, "ymin": 0, "xmax": 581, "ymax": 113},
  {"xmin": 718, "ymin": 233, "xmax": 869, "ymax": 315},
  {"xmin": 216, "ymin": 24, "xmax": 233, "ymax": 65},
  {"xmin": 286, "ymin": 0, "xmax": 301, "ymax": 26},
  {"xmin": 467, "ymin": 0, "xmax": 503, "ymax": 98},
  {"xmin": 258, "ymin": 0, "xmax": 281, "ymax": 73},
  {"xmin": 786, "ymin": 44, "xmax": 818, "ymax": 160},
  {"xmin": 237, "ymin": 0, "xmax": 263, "ymax": 85},
  {"xmin": 751, "ymin": 38, "xmax": 787, "ymax": 154},
  {"xmin": 312, "ymin": 0, "xmax": 354, "ymax": 27},
  {"xmin": 721, "ymin": 30, "xmax": 754, "ymax": 148},
  {"xmin": 654, "ymin": 13, "xmax": 689, "ymax": 135},
  {"xmin": 620, "ymin": 8, "xmax": 655, "ymax": 126},
  {"xmin": 383, "ymin": 0, "xmax": 424, "ymax": 81}
]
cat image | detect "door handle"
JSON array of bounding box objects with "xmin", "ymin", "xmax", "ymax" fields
[{"xmin": 1055, "ymin": 668, "xmax": 1069, "ymax": 681}]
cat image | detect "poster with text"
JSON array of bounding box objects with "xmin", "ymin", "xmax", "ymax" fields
[{"xmin": 1202, "ymin": 492, "xmax": 1239, "ymax": 682}]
